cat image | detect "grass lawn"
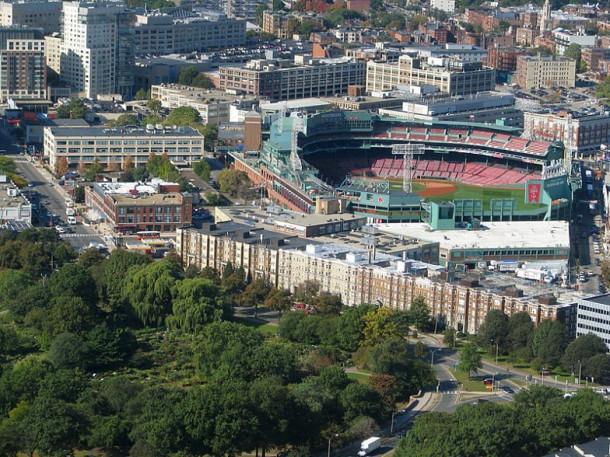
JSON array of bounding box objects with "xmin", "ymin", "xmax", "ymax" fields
[
  {"xmin": 347, "ymin": 371, "xmax": 371, "ymax": 383},
  {"xmin": 388, "ymin": 178, "xmax": 545, "ymax": 211},
  {"xmin": 233, "ymin": 317, "xmax": 279, "ymax": 335},
  {"xmin": 452, "ymin": 368, "xmax": 489, "ymax": 392}
]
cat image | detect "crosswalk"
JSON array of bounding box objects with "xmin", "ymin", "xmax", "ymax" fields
[{"xmin": 60, "ymin": 233, "xmax": 102, "ymax": 238}]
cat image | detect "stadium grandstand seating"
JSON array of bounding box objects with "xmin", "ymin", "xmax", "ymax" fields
[{"xmin": 367, "ymin": 158, "xmax": 541, "ymax": 186}]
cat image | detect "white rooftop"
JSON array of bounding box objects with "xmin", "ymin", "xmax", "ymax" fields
[
  {"xmin": 260, "ymin": 98, "xmax": 331, "ymax": 111},
  {"xmin": 96, "ymin": 178, "xmax": 177, "ymax": 196},
  {"xmin": 374, "ymin": 221, "xmax": 570, "ymax": 250}
]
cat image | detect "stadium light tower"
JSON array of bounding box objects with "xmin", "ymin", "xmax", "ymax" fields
[
  {"xmin": 392, "ymin": 143, "xmax": 424, "ymax": 193},
  {"xmin": 291, "ymin": 116, "xmax": 304, "ymax": 171},
  {"xmin": 277, "ymin": 102, "xmax": 287, "ymax": 134}
]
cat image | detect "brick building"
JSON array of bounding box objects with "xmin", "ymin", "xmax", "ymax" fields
[
  {"xmin": 85, "ymin": 180, "xmax": 192, "ymax": 233},
  {"xmin": 488, "ymin": 46, "xmax": 530, "ymax": 72}
]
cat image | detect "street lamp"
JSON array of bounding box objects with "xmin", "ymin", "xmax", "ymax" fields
[
  {"xmin": 578, "ymin": 360, "xmax": 582, "ymax": 385},
  {"xmin": 391, "ymin": 411, "xmax": 397, "ymax": 434},
  {"xmin": 327, "ymin": 434, "xmax": 339, "ymax": 457},
  {"xmin": 431, "ymin": 348, "xmax": 441, "ymax": 367}
]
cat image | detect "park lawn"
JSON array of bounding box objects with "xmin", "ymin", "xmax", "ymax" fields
[
  {"xmin": 347, "ymin": 371, "xmax": 370, "ymax": 383},
  {"xmin": 388, "ymin": 178, "xmax": 545, "ymax": 211},
  {"xmin": 452, "ymin": 369, "xmax": 489, "ymax": 392},
  {"xmin": 233, "ymin": 317, "xmax": 279, "ymax": 335}
]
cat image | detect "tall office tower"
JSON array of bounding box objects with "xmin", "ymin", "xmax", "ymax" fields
[
  {"xmin": 0, "ymin": 27, "xmax": 46, "ymax": 101},
  {"xmin": 60, "ymin": 1, "xmax": 134, "ymax": 99},
  {"xmin": 0, "ymin": 0, "xmax": 62, "ymax": 34}
]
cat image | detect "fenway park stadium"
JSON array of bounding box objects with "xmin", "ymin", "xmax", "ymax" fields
[{"xmin": 230, "ymin": 110, "xmax": 578, "ymax": 224}]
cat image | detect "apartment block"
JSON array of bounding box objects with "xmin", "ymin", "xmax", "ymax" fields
[
  {"xmin": 0, "ymin": 27, "xmax": 45, "ymax": 101},
  {"xmin": 515, "ymin": 55, "xmax": 576, "ymax": 90},
  {"xmin": 523, "ymin": 110, "xmax": 610, "ymax": 156},
  {"xmin": 430, "ymin": 0, "xmax": 455, "ymax": 13},
  {"xmin": 85, "ymin": 180, "xmax": 192, "ymax": 233},
  {"xmin": 552, "ymin": 27, "xmax": 596, "ymax": 55},
  {"xmin": 60, "ymin": 1, "xmax": 135, "ymax": 99},
  {"xmin": 516, "ymin": 27, "xmax": 537, "ymax": 46},
  {"xmin": 134, "ymin": 11, "xmax": 245, "ymax": 55},
  {"xmin": 176, "ymin": 222, "xmax": 578, "ymax": 334},
  {"xmin": 488, "ymin": 47, "xmax": 530, "ymax": 72},
  {"xmin": 0, "ymin": 0, "xmax": 61, "ymax": 34},
  {"xmin": 217, "ymin": 56, "xmax": 366, "ymax": 101},
  {"xmin": 581, "ymin": 47, "xmax": 610, "ymax": 72},
  {"xmin": 44, "ymin": 33, "xmax": 61, "ymax": 79},
  {"xmin": 366, "ymin": 54, "xmax": 495, "ymax": 95},
  {"xmin": 150, "ymin": 84, "xmax": 259, "ymax": 125},
  {"xmin": 44, "ymin": 125, "xmax": 204, "ymax": 171}
]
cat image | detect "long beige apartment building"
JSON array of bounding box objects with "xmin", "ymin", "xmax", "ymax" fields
[
  {"xmin": 515, "ymin": 55, "xmax": 576, "ymax": 90},
  {"xmin": 176, "ymin": 221, "xmax": 578, "ymax": 334},
  {"xmin": 366, "ymin": 54, "xmax": 495, "ymax": 95},
  {"xmin": 44, "ymin": 125, "xmax": 204, "ymax": 172}
]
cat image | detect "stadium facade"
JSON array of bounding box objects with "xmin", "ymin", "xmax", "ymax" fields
[{"xmin": 231, "ymin": 110, "xmax": 574, "ymax": 223}]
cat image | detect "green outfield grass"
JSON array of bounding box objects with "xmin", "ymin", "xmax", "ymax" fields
[{"xmin": 389, "ymin": 179, "xmax": 545, "ymax": 211}]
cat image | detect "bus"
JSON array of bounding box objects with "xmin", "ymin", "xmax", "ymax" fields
[
  {"xmin": 125, "ymin": 242, "xmax": 153, "ymax": 255},
  {"xmin": 137, "ymin": 231, "xmax": 161, "ymax": 240}
]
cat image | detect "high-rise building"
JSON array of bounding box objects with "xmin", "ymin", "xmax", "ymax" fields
[
  {"xmin": 60, "ymin": 1, "xmax": 134, "ymax": 99},
  {"xmin": 0, "ymin": 0, "xmax": 62, "ymax": 34},
  {"xmin": 0, "ymin": 27, "xmax": 46, "ymax": 101}
]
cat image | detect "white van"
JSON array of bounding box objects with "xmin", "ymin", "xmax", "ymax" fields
[{"xmin": 67, "ymin": 216, "xmax": 77, "ymax": 225}]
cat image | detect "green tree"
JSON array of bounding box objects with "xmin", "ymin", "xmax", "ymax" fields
[
  {"xmin": 507, "ymin": 312, "xmax": 535, "ymax": 354},
  {"xmin": 336, "ymin": 304, "xmax": 376, "ymax": 352},
  {"xmin": 193, "ymin": 159, "xmax": 211, "ymax": 182},
  {"xmin": 0, "ymin": 157, "xmax": 17, "ymax": 174},
  {"xmin": 409, "ymin": 295, "xmax": 431, "ymax": 331},
  {"xmin": 561, "ymin": 333, "xmax": 607, "ymax": 373},
  {"xmin": 47, "ymin": 332, "xmax": 88, "ymax": 369},
  {"xmin": 216, "ymin": 169, "xmax": 253, "ymax": 199},
  {"xmin": 264, "ymin": 287, "xmax": 293, "ymax": 315},
  {"xmin": 363, "ymin": 307, "xmax": 409, "ymax": 347},
  {"xmin": 24, "ymin": 395, "xmax": 85, "ymax": 457},
  {"xmin": 458, "ymin": 343, "xmax": 482, "ymax": 379},
  {"xmin": 442, "ymin": 328, "xmax": 456, "ymax": 348},
  {"xmin": 102, "ymin": 249, "xmax": 151, "ymax": 310},
  {"xmin": 197, "ymin": 122, "xmax": 218, "ymax": 150},
  {"xmin": 168, "ymin": 278, "xmax": 224, "ymax": 333},
  {"xmin": 596, "ymin": 75, "xmax": 610, "ymax": 99},
  {"xmin": 146, "ymin": 98, "xmax": 162, "ymax": 113},
  {"xmin": 0, "ymin": 269, "xmax": 33, "ymax": 309},
  {"xmin": 85, "ymin": 158, "xmax": 104, "ymax": 180},
  {"xmin": 78, "ymin": 247, "xmax": 106, "ymax": 269},
  {"xmin": 56, "ymin": 99, "xmax": 86, "ymax": 119},
  {"xmin": 204, "ymin": 191, "xmax": 223, "ymax": 205},
  {"xmin": 240, "ymin": 278, "xmax": 271, "ymax": 319},
  {"xmin": 414, "ymin": 341, "xmax": 427, "ymax": 359},
  {"xmin": 166, "ymin": 106, "xmax": 201, "ymax": 126},
  {"xmin": 476, "ymin": 309, "xmax": 510, "ymax": 354},
  {"xmin": 564, "ymin": 43, "xmax": 582, "ymax": 66},
  {"xmin": 49, "ymin": 296, "xmax": 98, "ymax": 336},
  {"xmin": 313, "ymin": 292, "xmax": 342, "ymax": 316},
  {"xmin": 177, "ymin": 66, "xmax": 200, "ymax": 86},
  {"xmin": 49, "ymin": 263, "xmax": 98, "ymax": 305},
  {"xmin": 142, "ymin": 114, "xmax": 162, "ymax": 126},
  {"xmin": 123, "ymin": 261, "xmax": 180, "ymax": 326},
  {"xmin": 339, "ymin": 383, "xmax": 383, "ymax": 424},
  {"xmin": 532, "ymin": 319, "xmax": 567, "ymax": 368},
  {"xmin": 86, "ymin": 322, "xmax": 136, "ymax": 371},
  {"xmin": 111, "ymin": 113, "xmax": 139, "ymax": 126},
  {"xmin": 134, "ymin": 88, "xmax": 149, "ymax": 100}
]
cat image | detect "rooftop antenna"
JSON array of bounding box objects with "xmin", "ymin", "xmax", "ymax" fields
[{"xmin": 392, "ymin": 143, "xmax": 424, "ymax": 193}]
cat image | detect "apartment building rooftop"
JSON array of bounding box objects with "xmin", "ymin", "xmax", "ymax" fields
[
  {"xmin": 47, "ymin": 125, "xmax": 202, "ymax": 137},
  {"xmin": 374, "ymin": 221, "xmax": 570, "ymax": 250},
  {"xmin": 152, "ymin": 83, "xmax": 261, "ymax": 104},
  {"xmin": 446, "ymin": 269, "xmax": 585, "ymax": 307},
  {"xmin": 95, "ymin": 179, "xmax": 179, "ymax": 196}
]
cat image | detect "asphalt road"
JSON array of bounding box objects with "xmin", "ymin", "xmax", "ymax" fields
[{"xmin": 14, "ymin": 158, "xmax": 106, "ymax": 250}]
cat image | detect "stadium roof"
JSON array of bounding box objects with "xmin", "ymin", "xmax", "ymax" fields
[{"xmin": 374, "ymin": 221, "xmax": 570, "ymax": 250}]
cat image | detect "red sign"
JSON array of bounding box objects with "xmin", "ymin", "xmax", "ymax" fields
[{"xmin": 528, "ymin": 183, "xmax": 541, "ymax": 203}]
